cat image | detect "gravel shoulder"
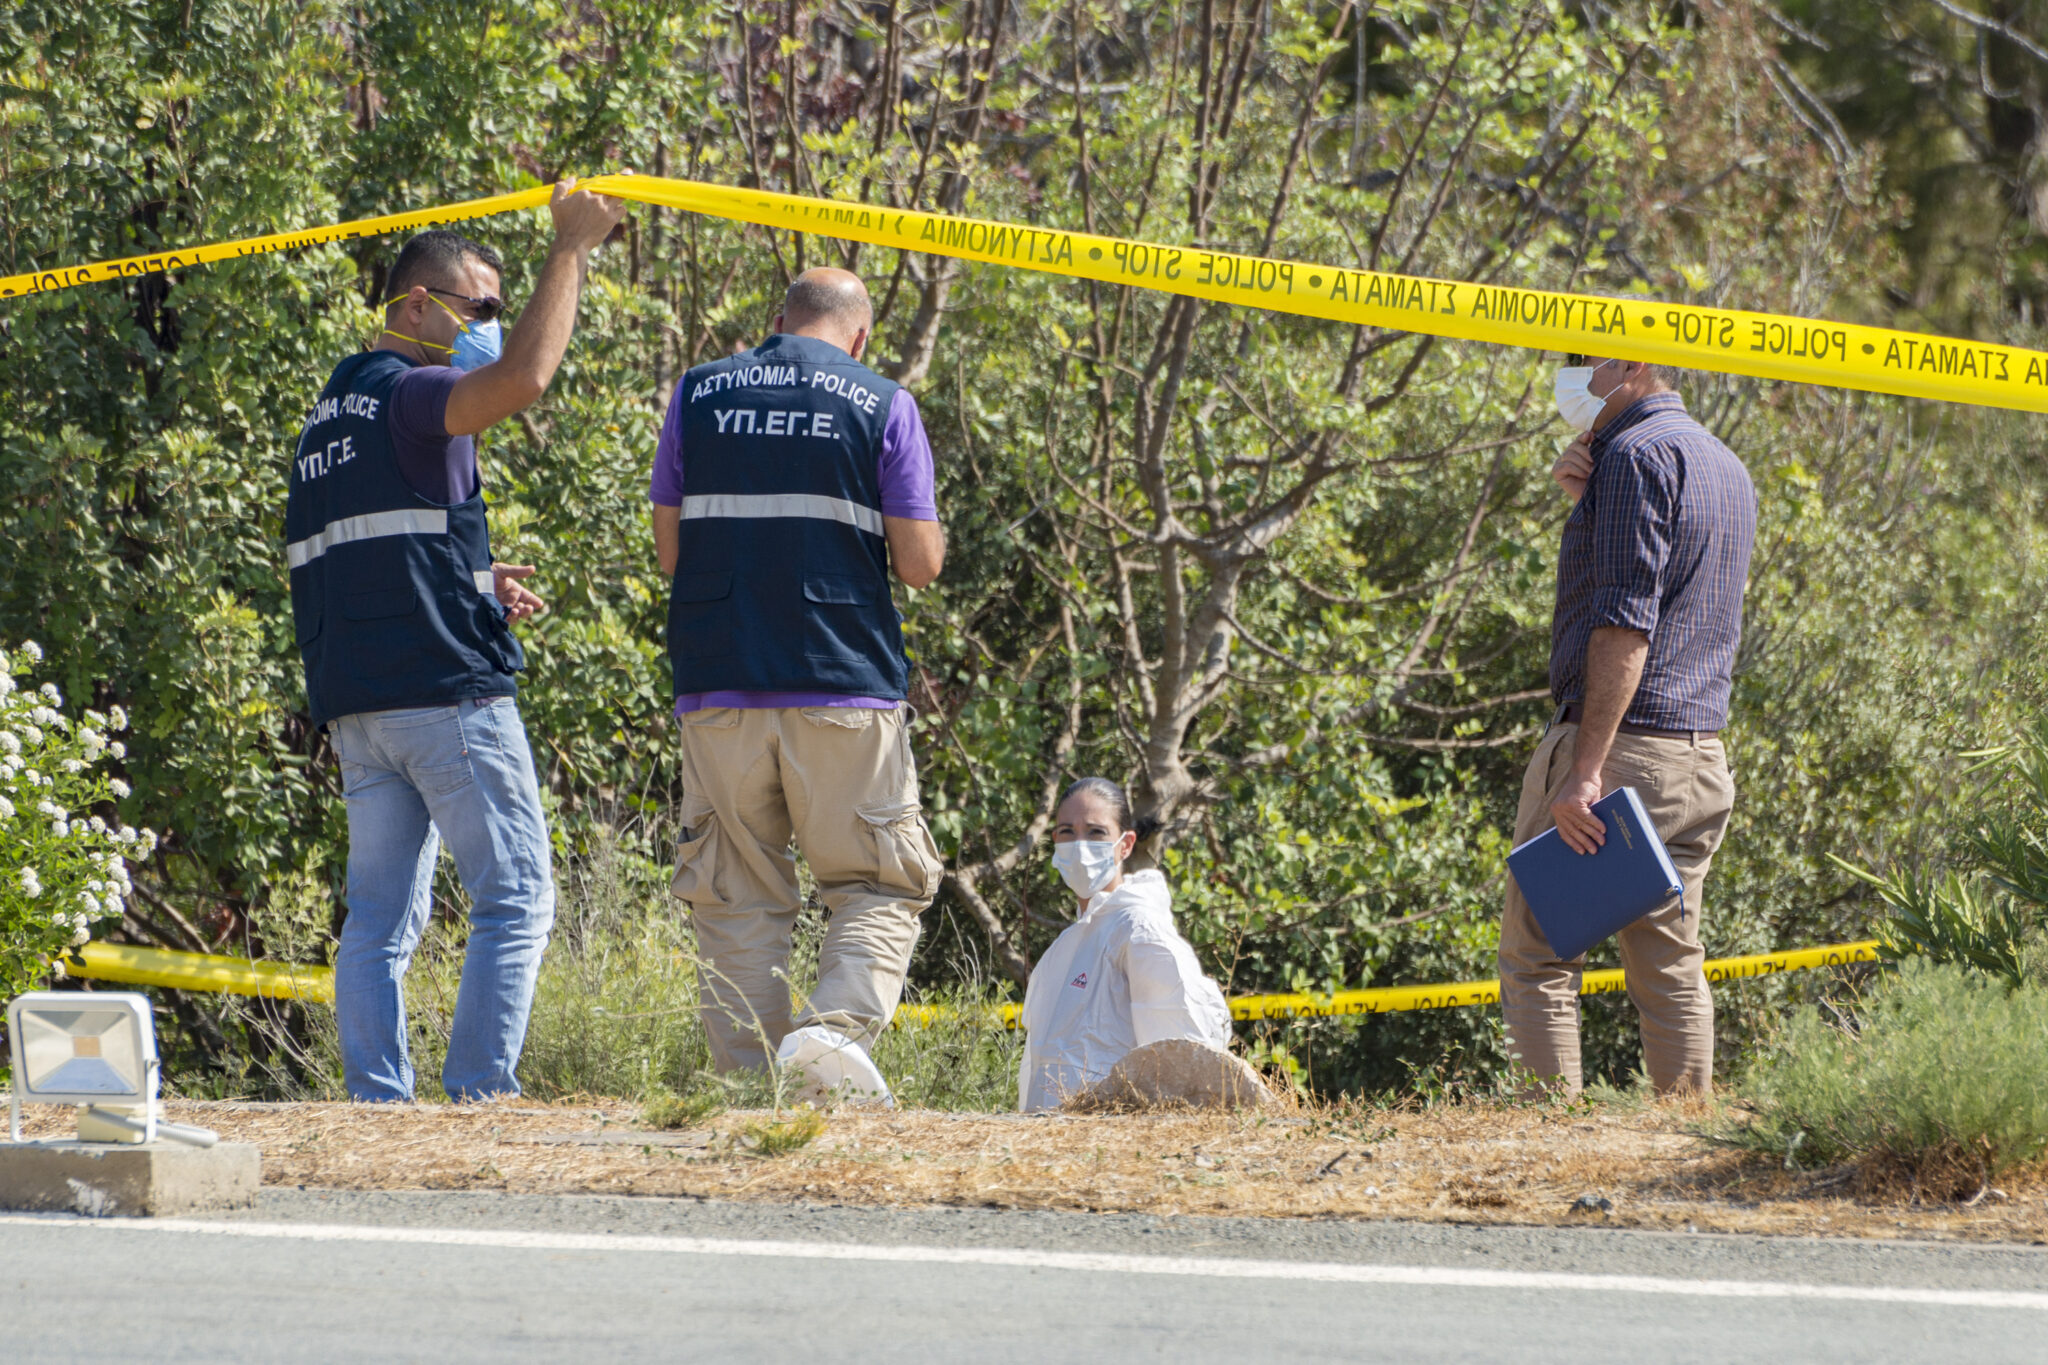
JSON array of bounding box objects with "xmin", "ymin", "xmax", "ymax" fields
[{"xmin": 15, "ymin": 1096, "xmax": 2047, "ymax": 1245}]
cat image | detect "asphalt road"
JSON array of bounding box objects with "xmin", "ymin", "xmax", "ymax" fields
[{"xmin": 5, "ymin": 1189, "xmax": 2048, "ymax": 1362}]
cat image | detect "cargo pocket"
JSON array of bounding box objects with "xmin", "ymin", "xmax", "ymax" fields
[
  {"xmin": 857, "ymin": 800, "xmax": 944, "ymax": 903},
  {"xmin": 669, "ymin": 795, "xmax": 728, "ymax": 908}
]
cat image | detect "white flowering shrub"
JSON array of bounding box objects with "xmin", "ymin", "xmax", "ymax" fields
[{"xmin": 0, "ymin": 641, "xmax": 159, "ymax": 998}]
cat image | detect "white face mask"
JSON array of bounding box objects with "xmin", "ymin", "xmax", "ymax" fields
[
  {"xmin": 1554, "ymin": 358, "xmax": 1617, "ymax": 432},
  {"xmin": 1051, "ymin": 840, "xmax": 1122, "ymax": 900}
]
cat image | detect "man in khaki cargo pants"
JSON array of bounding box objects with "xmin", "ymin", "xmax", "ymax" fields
[
  {"xmin": 649, "ymin": 268, "xmax": 947, "ymax": 1103},
  {"xmin": 1501, "ymin": 353, "xmax": 1756, "ymax": 1096}
]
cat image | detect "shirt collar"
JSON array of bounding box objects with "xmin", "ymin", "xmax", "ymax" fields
[
  {"xmin": 758, "ymin": 332, "xmax": 853, "ymax": 363},
  {"xmin": 1592, "ymin": 390, "xmax": 1685, "ymax": 450}
]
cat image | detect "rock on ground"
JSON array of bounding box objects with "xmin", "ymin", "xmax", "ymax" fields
[{"xmin": 1067, "ymin": 1040, "xmax": 1274, "ymax": 1112}]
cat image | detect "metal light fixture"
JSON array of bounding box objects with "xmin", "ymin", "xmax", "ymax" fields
[{"xmin": 7, "ymin": 991, "xmax": 216, "ymax": 1147}]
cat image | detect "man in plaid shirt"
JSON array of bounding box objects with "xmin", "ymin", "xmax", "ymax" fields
[{"xmin": 1499, "ymin": 353, "xmax": 1757, "ymax": 1097}]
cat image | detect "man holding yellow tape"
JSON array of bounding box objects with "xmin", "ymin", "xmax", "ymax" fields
[
  {"xmin": 1498, "ymin": 354, "xmax": 1756, "ymax": 1098},
  {"xmin": 287, "ymin": 179, "xmax": 625, "ymax": 1102}
]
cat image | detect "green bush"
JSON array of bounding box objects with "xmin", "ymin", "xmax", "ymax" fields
[
  {"xmin": 1723, "ymin": 959, "xmax": 2048, "ymax": 1194},
  {"xmin": 1835, "ymin": 712, "xmax": 2048, "ymax": 989}
]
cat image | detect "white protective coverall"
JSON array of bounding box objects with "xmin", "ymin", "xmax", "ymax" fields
[{"xmin": 1017, "ymin": 868, "xmax": 1233, "ymax": 1112}]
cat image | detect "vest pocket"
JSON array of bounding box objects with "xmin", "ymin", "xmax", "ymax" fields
[
  {"xmin": 803, "ymin": 574, "xmax": 882, "ymax": 667},
  {"xmin": 341, "ymin": 587, "xmax": 420, "ymax": 678},
  {"xmin": 474, "ymin": 595, "xmax": 524, "ymax": 675},
  {"xmin": 668, "ymin": 570, "xmax": 733, "ymax": 658},
  {"xmin": 803, "ymin": 575, "xmax": 875, "ymax": 606}
]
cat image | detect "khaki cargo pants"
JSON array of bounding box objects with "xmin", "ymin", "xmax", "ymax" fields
[
  {"xmin": 670, "ymin": 706, "xmax": 944, "ymax": 1072},
  {"xmin": 1497, "ymin": 722, "xmax": 1735, "ymax": 1096}
]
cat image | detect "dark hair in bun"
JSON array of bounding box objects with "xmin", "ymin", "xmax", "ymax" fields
[{"xmin": 1060, "ymin": 776, "xmax": 1163, "ymax": 843}]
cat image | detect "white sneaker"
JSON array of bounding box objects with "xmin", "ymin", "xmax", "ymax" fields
[{"xmin": 777, "ymin": 1025, "xmax": 894, "ymax": 1108}]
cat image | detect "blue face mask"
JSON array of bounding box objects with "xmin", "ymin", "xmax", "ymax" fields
[
  {"xmin": 385, "ymin": 291, "xmax": 505, "ymax": 371},
  {"xmin": 449, "ymin": 318, "xmax": 503, "ymax": 372}
]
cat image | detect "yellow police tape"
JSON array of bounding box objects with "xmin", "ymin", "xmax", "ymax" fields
[
  {"xmin": 63, "ymin": 940, "xmax": 336, "ymax": 1004},
  {"xmin": 0, "ymin": 184, "xmax": 553, "ymax": 303},
  {"xmin": 904, "ymin": 938, "xmax": 1883, "ymax": 1028},
  {"xmin": 60, "ymin": 936, "xmax": 1878, "ymax": 1024},
  {"xmin": 1218, "ymin": 938, "xmax": 1881, "ymax": 1022},
  {"xmin": 5, "ymin": 172, "xmax": 2047, "ymax": 413}
]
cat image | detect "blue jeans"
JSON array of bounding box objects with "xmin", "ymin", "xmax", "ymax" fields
[{"xmin": 329, "ymin": 698, "xmax": 555, "ymax": 1102}]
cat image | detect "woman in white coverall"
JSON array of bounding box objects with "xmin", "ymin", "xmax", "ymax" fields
[{"xmin": 1017, "ymin": 777, "xmax": 1233, "ymax": 1112}]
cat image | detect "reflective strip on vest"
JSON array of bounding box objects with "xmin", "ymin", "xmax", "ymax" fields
[
  {"xmin": 286, "ymin": 509, "xmax": 449, "ymax": 569},
  {"xmin": 472, "ymin": 570, "xmax": 496, "ymax": 595},
  {"xmin": 677, "ymin": 493, "xmax": 885, "ymax": 537}
]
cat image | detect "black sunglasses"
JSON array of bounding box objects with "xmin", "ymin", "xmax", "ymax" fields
[{"xmin": 427, "ymin": 286, "xmax": 505, "ymax": 323}]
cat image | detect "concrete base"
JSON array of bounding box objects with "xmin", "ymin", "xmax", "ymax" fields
[{"xmin": 0, "ymin": 1141, "xmax": 261, "ymax": 1217}]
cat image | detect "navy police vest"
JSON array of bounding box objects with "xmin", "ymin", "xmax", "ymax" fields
[
  {"xmin": 286, "ymin": 350, "xmax": 521, "ymax": 726},
  {"xmin": 667, "ymin": 333, "xmax": 909, "ymax": 699}
]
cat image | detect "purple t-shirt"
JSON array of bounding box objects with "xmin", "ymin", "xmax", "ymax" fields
[
  {"xmin": 388, "ymin": 364, "xmax": 478, "ymax": 504},
  {"xmin": 650, "ymin": 376, "xmax": 938, "ymax": 715}
]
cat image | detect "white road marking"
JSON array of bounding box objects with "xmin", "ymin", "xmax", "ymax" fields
[{"xmin": 3, "ymin": 1213, "xmax": 2044, "ymax": 1312}]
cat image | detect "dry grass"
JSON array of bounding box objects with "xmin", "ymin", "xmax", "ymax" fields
[{"xmin": 15, "ymin": 1097, "xmax": 2047, "ymax": 1243}]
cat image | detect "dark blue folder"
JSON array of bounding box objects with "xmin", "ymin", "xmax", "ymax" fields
[{"xmin": 1506, "ymin": 786, "xmax": 1683, "ymax": 961}]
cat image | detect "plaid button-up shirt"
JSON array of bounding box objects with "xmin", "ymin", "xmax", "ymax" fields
[{"xmin": 1549, "ymin": 392, "xmax": 1757, "ymax": 732}]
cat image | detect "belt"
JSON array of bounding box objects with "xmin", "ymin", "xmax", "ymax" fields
[{"xmin": 1555, "ymin": 703, "xmax": 1717, "ymax": 741}]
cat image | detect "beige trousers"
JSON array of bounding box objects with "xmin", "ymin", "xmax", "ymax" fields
[
  {"xmin": 1497, "ymin": 722, "xmax": 1735, "ymax": 1096},
  {"xmin": 670, "ymin": 706, "xmax": 944, "ymax": 1071}
]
